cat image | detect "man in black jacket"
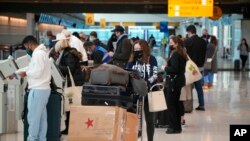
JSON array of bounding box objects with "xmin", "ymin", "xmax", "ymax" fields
[
  {"xmin": 109, "ymin": 25, "xmax": 132, "ymax": 68},
  {"xmin": 184, "ymin": 25, "xmax": 207, "ymax": 111}
]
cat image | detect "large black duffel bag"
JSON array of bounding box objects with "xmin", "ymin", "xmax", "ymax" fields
[
  {"xmin": 90, "ymin": 64, "xmax": 129, "ymax": 86},
  {"xmin": 23, "ymin": 90, "xmax": 62, "ymax": 141}
]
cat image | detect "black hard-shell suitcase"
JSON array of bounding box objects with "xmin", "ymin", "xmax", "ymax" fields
[
  {"xmin": 234, "ymin": 59, "xmax": 240, "ymax": 72},
  {"xmin": 81, "ymin": 84, "xmax": 133, "ymax": 109},
  {"xmin": 23, "ymin": 90, "xmax": 62, "ymax": 141}
]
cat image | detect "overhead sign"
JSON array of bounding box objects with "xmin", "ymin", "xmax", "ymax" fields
[
  {"xmin": 168, "ymin": 0, "xmax": 214, "ymax": 17},
  {"xmin": 100, "ymin": 18, "xmax": 106, "ymax": 29},
  {"xmin": 153, "ymin": 23, "xmax": 160, "ymax": 29},
  {"xmin": 122, "ymin": 22, "xmax": 136, "ymax": 26},
  {"xmin": 85, "ymin": 13, "xmax": 95, "ymax": 25},
  {"xmin": 169, "ymin": 0, "xmax": 213, "ymax": 6},
  {"xmin": 160, "ymin": 22, "xmax": 168, "ymax": 33}
]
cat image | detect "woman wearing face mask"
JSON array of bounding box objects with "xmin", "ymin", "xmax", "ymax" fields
[
  {"xmin": 127, "ymin": 39, "xmax": 158, "ymax": 141},
  {"xmin": 54, "ymin": 39, "xmax": 84, "ymax": 135},
  {"xmin": 164, "ymin": 36, "xmax": 188, "ymax": 134}
]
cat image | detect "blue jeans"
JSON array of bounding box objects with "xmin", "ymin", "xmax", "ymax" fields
[
  {"xmin": 194, "ymin": 79, "xmax": 205, "ymax": 107},
  {"xmin": 27, "ymin": 89, "xmax": 51, "ymax": 141},
  {"xmin": 204, "ymin": 72, "xmax": 214, "ymax": 84}
]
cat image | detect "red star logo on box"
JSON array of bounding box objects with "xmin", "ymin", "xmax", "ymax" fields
[{"xmin": 85, "ymin": 118, "xmax": 94, "ymax": 128}]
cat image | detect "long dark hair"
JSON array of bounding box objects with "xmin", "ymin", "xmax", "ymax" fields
[
  {"xmin": 210, "ymin": 35, "xmax": 218, "ymax": 46},
  {"xmin": 130, "ymin": 39, "xmax": 151, "ymax": 64},
  {"xmin": 241, "ymin": 38, "xmax": 249, "ymax": 50},
  {"xmin": 170, "ymin": 36, "xmax": 188, "ymax": 60}
]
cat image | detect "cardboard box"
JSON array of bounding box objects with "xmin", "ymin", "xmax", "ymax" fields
[
  {"xmin": 125, "ymin": 112, "xmax": 139, "ymax": 141},
  {"xmin": 68, "ymin": 106, "xmax": 126, "ymax": 141}
]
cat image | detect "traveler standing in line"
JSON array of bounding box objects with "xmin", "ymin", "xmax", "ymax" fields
[
  {"xmin": 203, "ymin": 35, "xmax": 218, "ymax": 89},
  {"xmin": 55, "ymin": 39, "xmax": 84, "ymax": 135},
  {"xmin": 61, "ymin": 29, "xmax": 88, "ymax": 65},
  {"xmin": 45, "ymin": 30, "xmax": 56, "ymax": 49},
  {"xmin": 201, "ymin": 29, "xmax": 211, "ymax": 44},
  {"xmin": 109, "ymin": 25, "xmax": 132, "ymax": 68},
  {"xmin": 89, "ymin": 31, "xmax": 108, "ymax": 50},
  {"xmin": 164, "ymin": 36, "xmax": 187, "ymax": 134},
  {"xmin": 237, "ymin": 38, "xmax": 249, "ymax": 71},
  {"xmin": 9, "ymin": 35, "xmax": 51, "ymax": 141},
  {"xmin": 127, "ymin": 39, "xmax": 158, "ymax": 141},
  {"xmin": 184, "ymin": 25, "xmax": 207, "ymax": 111},
  {"xmin": 84, "ymin": 41, "xmax": 112, "ymax": 64}
]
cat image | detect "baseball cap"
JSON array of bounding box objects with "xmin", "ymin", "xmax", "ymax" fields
[{"xmin": 111, "ymin": 25, "xmax": 125, "ymax": 32}]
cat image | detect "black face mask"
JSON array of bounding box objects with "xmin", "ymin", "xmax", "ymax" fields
[
  {"xmin": 169, "ymin": 45, "xmax": 175, "ymax": 50},
  {"xmin": 134, "ymin": 51, "xmax": 143, "ymax": 59}
]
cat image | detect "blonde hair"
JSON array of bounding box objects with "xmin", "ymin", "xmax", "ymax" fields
[{"xmin": 55, "ymin": 39, "xmax": 70, "ymax": 52}]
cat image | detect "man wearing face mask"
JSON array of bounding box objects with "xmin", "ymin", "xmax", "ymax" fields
[
  {"xmin": 84, "ymin": 41, "xmax": 111, "ymax": 65},
  {"xmin": 45, "ymin": 30, "xmax": 56, "ymax": 49},
  {"xmin": 89, "ymin": 31, "xmax": 108, "ymax": 50},
  {"xmin": 110, "ymin": 25, "xmax": 132, "ymax": 68},
  {"xmin": 9, "ymin": 35, "xmax": 51, "ymax": 141}
]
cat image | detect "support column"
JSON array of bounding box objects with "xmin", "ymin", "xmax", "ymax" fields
[{"xmin": 26, "ymin": 13, "xmax": 35, "ymax": 35}]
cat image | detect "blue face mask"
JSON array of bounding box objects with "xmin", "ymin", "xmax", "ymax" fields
[{"xmin": 26, "ymin": 49, "xmax": 33, "ymax": 57}]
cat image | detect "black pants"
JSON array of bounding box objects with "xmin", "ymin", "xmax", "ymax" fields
[
  {"xmin": 164, "ymin": 88, "xmax": 182, "ymax": 131},
  {"xmin": 63, "ymin": 111, "xmax": 70, "ymax": 133},
  {"xmin": 179, "ymin": 101, "xmax": 184, "ymax": 117},
  {"xmin": 240, "ymin": 55, "xmax": 248, "ymax": 69},
  {"xmin": 144, "ymin": 96, "xmax": 155, "ymax": 141}
]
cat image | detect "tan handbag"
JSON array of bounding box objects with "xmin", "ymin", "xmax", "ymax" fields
[
  {"xmin": 148, "ymin": 83, "xmax": 167, "ymax": 112},
  {"xmin": 185, "ymin": 55, "xmax": 202, "ymax": 85},
  {"xmin": 64, "ymin": 67, "xmax": 83, "ymax": 111}
]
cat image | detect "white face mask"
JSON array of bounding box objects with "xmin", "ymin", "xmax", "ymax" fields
[
  {"xmin": 87, "ymin": 51, "xmax": 92, "ymax": 55},
  {"xmin": 89, "ymin": 37, "xmax": 94, "ymax": 42}
]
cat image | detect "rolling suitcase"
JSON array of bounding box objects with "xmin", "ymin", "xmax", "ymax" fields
[
  {"xmin": 182, "ymin": 85, "xmax": 193, "ymax": 113},
  {"xmin": 234, "ymin": 59, "xmax": 240, "ymax": 72},
  {"xmin": 23, "ymin": 90, "xmax": 62, "ymax": 141},
  {"xmin": 183, "ymin": 99, "xmax": 193, "ymax": 113}
]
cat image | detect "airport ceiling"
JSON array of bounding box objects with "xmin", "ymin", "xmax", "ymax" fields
[{"xmin": 0, "ymin": 0, "xmax": 249, "ymax": 14}]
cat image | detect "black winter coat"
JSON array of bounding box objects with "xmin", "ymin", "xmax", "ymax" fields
[
  {"xmin": 165, "ymin": 51, "xmax": 186, "ymax": 90},
  {"xmin": 113, "ymin": 34, "xmax": 132, "ymax": 68},
  {"xmin": 184, "ymin": 35, "xmax": 207, "ymax": 68},
  {"xmin": 58, "ymin": 47, "xmax": 84, "ymax": 86}
]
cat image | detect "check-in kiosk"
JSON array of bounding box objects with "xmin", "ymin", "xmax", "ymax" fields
[
  {"xmin": 50, "ymin": 58, "xmax": 65, "ymax": 92},
  {"xmin": 15, "ymin": 55, "xmax": 30, "ymax": 121},
  {"xmin": 0, "ymin": 56, "xmax": 18, "ymax": 134}
]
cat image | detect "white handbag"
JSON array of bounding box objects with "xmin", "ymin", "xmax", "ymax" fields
[
  {"xmin": 148, "ymin": 83, "xmax": 167, "ymax": 112},
  {"xmin": 185, "ymin": 55, "xmax": 202, "ymax": 85},
  {"xmin": 64, "ymin": 67, "xmax": 83, "ymax": 111}
]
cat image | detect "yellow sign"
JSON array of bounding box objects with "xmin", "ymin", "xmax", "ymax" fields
[
  {"xmin": 209, "ymin": 6, "xmax": 222, "ymax": 20},
  {"xmin": 168, "ymin": 5, "xmax": 213, "ymax": 17},
  {"xmin": 109, "ymin": 22, "xmax": 120, "ymax": 26},
  {"xmin": 169, "ymin": 0, "xmax": 213, "ymax": 6},
  {"xmin": 153, "ymin": 23, "xmax": 160, "ymax": 29},
  {"xmin": 122, "ymin": 22, "xmax": 136, "ymax": 26},
  {"xmin": 168, "ymin": 0, "xmax": 214, "ymax": 17},
  {"xmin": 100, "ymin": 18, "xmax": 106, "ymax": 28},
  {"xmin": 85, "ymin": 13, "xmax": 94, "ymax": 25}
]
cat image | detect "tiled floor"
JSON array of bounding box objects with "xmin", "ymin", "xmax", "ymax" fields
[{"xmin": 1, "ymin": 71, "xmax": 250, "ymax": 141}]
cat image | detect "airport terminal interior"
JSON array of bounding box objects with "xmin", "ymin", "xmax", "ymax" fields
[{"xmin": 1, "ymin": 0, "xmax": 250, "ymax": 141}]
